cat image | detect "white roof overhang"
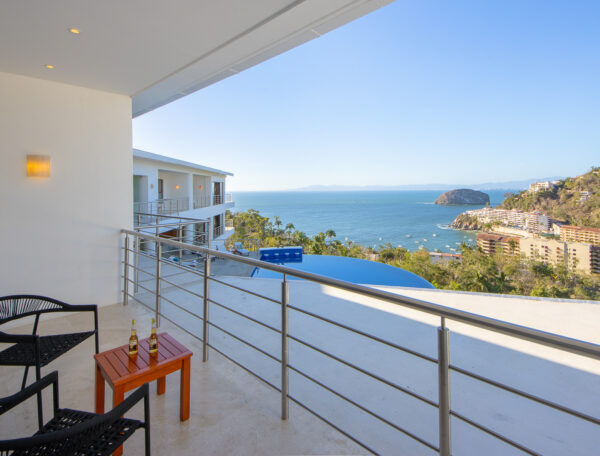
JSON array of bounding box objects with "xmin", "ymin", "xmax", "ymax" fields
[
  {"xmin": 133, "ymin": 149, "xmax": 233, "ymax": 176},
  {"xmin": 0, "ymin": 0, "xmax": 393, "ymax": 117}
]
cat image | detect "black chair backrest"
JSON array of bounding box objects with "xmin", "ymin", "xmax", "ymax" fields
[{"xmin": 0, "ymin": 295, "xmax": 66, "ymax": 325}]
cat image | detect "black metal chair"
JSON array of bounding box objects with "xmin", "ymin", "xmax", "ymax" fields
[
  {"xmin": 0, "ymin": 295, "xmax": 99, "ymax": 392},
  {"xmin": 0, "ymin": 371, "xmax": 150, "ymax": 456}
]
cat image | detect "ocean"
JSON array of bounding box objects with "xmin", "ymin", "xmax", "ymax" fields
[{"xmin": 231, "ymin": 190, "xmax": 512, "ymax": 254}]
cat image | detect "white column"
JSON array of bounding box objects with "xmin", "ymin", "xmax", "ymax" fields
[{"xmin": 187, "ymin": 173, "xmax": 194, "ymax": 210}]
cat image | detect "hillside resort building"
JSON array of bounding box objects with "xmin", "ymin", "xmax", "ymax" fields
[
  {"xmin": 477, "ymin": 233, "xmax": 600, "ymax": 275},
  {"xmin": 560, "ymin": 225, "xmax": 600, "ymax": 246},
  {"xmin": 465, "ymin": 207, "xmax": 551, "ymax": 233},
  {"xmin": 2, "ymin": 2, "xmax": 600, "ymax": 456}
]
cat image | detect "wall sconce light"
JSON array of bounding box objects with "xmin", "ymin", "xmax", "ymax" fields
[
  {"xmin": 198, "ymin": 185, "xmax": 203, "ymax": 190},
  {"xmin": 150, "ymin": 184, "xmax": 154, "ymax": 189},
  {"xmin": 175, "ymin": 185, "xmax": 180, "ymax": 190},
  {"xmin": 26, "ymin": 155, "xmax": 51, "ymax": 177}
]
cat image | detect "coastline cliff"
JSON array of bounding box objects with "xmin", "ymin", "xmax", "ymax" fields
[
  {"xmin": 451, "ymin": 213, "xmax": 483, "ymax": 231},
  {"xmin": 435, "ymin": 189, "xmax": 490, "ymax": 205}
]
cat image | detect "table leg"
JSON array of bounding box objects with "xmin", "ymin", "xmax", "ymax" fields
[
  {"xmin": 95, "ymin": 364, "xmax": 105, "ymax": 414},
  {"xmin": 157, "ymin": 376, "xmax": 166, "ymax": 395},
  {"xmin": 180, "ymin": 357, "xmax": 190, "ymax": 421},
  {"xmin": 113, "ymin": 386, "xmax": 125, "ymax": 456}
]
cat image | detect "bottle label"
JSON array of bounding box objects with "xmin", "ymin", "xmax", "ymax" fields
[{"xmin": 129, "ymin": 340, "xmax": 137, "ymax": 354}]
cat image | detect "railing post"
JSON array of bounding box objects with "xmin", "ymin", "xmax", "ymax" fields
[
  {"xmin": 179, "ymin": 223, "xmax": 183, "ymax": 260},
  {"xmin": 207, "ymin": 220, "xmax": 212, "ymax": 250},
  {"xmin": 155, "ymin": 241, "xmax": 162, "ymax": 327},
  {"xmin": 438, "ymin": 317, "xmax": 451, "ymax": 456},
  {"xmin": 203, "ymin": 255, "xmax": 210, "ymax": 362},
  {"xmin": 281, "ymin": 275, "xmax": 289, "ymax": 420},
  {"xmin": 134, "ymin": 234, "xmax": 139, "ymax": 293},
  {"xmin": 122, "ymin": 234, "xmax": 129, "ymax": 306}
]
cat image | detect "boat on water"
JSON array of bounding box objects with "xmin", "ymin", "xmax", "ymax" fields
[
  {"xmin": 423, "ymin": 238, "xmax": 428, "ymax": 242},
  {"xmin": 406, "ymin": 234, "xmax": 412, "ymax": 238},
  {"xmin": 432, "ymin": 234, "xmax": 437, "ymax": 237},
  {"xmin": 445, "ymin": 245, "xmax": 450, "ymax": 248}
]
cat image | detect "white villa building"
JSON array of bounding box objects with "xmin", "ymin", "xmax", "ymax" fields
[
  {"xmin": 2, "ymin": 2, "xmax": 600, "ymax": 456},
  {"xmin": 133, "ymin": 149, "xmax": 233, "ymax": 241},
  {"xmin": 528, "ymin": 181, "xmax": 555, "ymax": 193}
]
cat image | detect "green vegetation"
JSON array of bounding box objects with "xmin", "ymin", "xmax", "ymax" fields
[
  {"xmin": 501, "ymin": 167, "xmax": 600, "ymax": 227},
  {"xmin": 230, "ymin": 209, "xmax": 600, "ymax": 300},
  {"xmin": 230, "ymin": 209, "xmax": 372, "ymax": 258}
]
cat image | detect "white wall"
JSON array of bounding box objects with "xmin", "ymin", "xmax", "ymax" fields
[
  {"xmin": 0, "ymin": 72, "xmax": 132, "ymax": 307},
  {"xmin": 193, "ymin": 174, "xmax": 211, "ymax": 203},
  {"xmin": 159, "ymin": 171, "xmax": 189, "ymax": 200},
  {"xmin": 132, "ymin": 158, "xmax": 159, "ymax": 202}
]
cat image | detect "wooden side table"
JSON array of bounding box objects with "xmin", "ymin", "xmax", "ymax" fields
[{"xmin": 94, "ymin": 332, "xmax": 192, "ymax": 455}]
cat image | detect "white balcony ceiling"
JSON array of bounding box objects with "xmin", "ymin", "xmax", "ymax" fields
[{"xmin": 0, "ymin": 0, "xmax": 393, "ymax": 117}]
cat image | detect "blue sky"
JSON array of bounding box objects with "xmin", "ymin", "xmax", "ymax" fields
[{"xmin": 133, "ymin": 0, "xmax": 600, "ymax": 191}]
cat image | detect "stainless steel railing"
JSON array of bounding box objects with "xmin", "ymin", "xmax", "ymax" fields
[
  {"xmin": 134, "ymin": 197, "xmax": 190, "ymax": 217},
  {"xmin": 213, "ymin": 224, "xmax": 225, "ymax": 238},
  {"xmin": 193, "ymin": 193, "xmax": 233, "ymax": 209},
  {"xmin": 120, "ymin": 229, "xmax": 600, "ymax": 455}
]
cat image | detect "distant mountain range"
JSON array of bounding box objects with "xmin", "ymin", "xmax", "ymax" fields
[{"xmin": 289, "ymin": 177, "xmax": 564, "ymax": 192}]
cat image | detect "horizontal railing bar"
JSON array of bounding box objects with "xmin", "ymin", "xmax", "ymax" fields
[
  {"xmin": 124, "ymin": 278, "xmax": 156, "ymax": 296},
  {"xmin": 207, "ymin": 320, "xmax": 281, "ymax": 363},
  {"xmin": 125, "ymin": 257, "xmax": 197, "ymax": 274},
  {"xmin": 122, "ymin": 262, "xmax": 156, "ymax": 279},
  {"xmin": 449, "ymin": 364, "xmax": 600, "ymax": 426},
  {"xmin": 153, "ymin": 291, "xmax": 204, "ymax": 321},
  {"xmin": 208, "ymin": 276, "xmax": 281, "ymax": 305},
  {"xmin": 450, "ymin": 410, "xmax": 541, "ymax": 456},
  {"xmin": 133, "ymin": 212, "xmax": 209, "ymax": 222},
  {"xmin": 121, "ymin": 229, "xmax": 600, "ymax": 361},
  {"xmin": 127, "ymin": 278, "xmax": 205, "ymax": 322},
  {"xmin": 288, "ymin": 334, "xmax": 438, "ymax": 408},
  {"xmin": 155, "ymin": 257, "xmax": 207, "ymax": 273},
  {"xmin": 158, "ymin": 277, "xmax": 205, "ymax": 301},
  {"xmin": 133, "ymin": 270, "xmax": 193, "ymax": 285},
  {"xmin": 127, "ymin": 247, "xmax": 200, "ymax": 266},
  {"xmin": 288, "ymin": 304, "xmax": 437, "ymax": 364},
  {"xmin": 207, "ymin": 342, "xmax": 280, "ymax": 392},
  {"xmin": 124, "ymin": 259, "xmax": 205, "ymax": 283},
  {"xmin": 161, "ymin": 263, "xmax": 206, "ymax": 279},
  {"xmin": 289, "ymin": 365, "xmax": 439, "ymax": 452},
  {"xmin": 207, "ymin": 298, "xmax": 281, "ymax": 333},
  {"xmin": 124, "ymin": 249, "xmax": 157, "ymax": 262},
  {"xmin": 287, "ymin": 394, "xmax": 378, "ymax": 455},
  {"xmin": 125, "ymin": 292, "xmax": 204, "ymax": 343}
]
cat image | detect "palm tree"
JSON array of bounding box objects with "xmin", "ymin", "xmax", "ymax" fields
[
  {"xmin": 285, "ymin": 223, "xmax": 295, "ymax": 238},
  {"xmin": 324, "ymin": 229, "xmax": 336, "ymax": 244}
]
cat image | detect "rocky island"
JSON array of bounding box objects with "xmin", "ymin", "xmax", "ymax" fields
[{"xmin": 435, "ymin": 188, "xmax": 490, "ymax": 205}]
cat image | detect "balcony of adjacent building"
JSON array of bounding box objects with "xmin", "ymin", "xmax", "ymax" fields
[
  {"xmin": 133, "ymin": 170, "xmax": 234, "ymax": 227},
  {"xmin": 134, "ymin": 194, "xmax": 234, "ymax": 225}
]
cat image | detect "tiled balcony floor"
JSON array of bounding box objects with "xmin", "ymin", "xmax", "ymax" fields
[{"xmin": 0, "ymin": 303, "xmax": 365, "ymax": 455}]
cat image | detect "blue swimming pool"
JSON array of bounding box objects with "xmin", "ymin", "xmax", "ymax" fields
[{"xmin": 251, "ymin": 254, "xmax": 435, "ymax": 288}]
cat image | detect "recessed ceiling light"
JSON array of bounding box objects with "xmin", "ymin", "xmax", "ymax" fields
[
  {"xmin": 69, "ymin": 28, "xmax": 81, "ymax": 34},
  {"xmin": 44, "ymin": 64, "xmax": 55, "ymax": 69}
]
